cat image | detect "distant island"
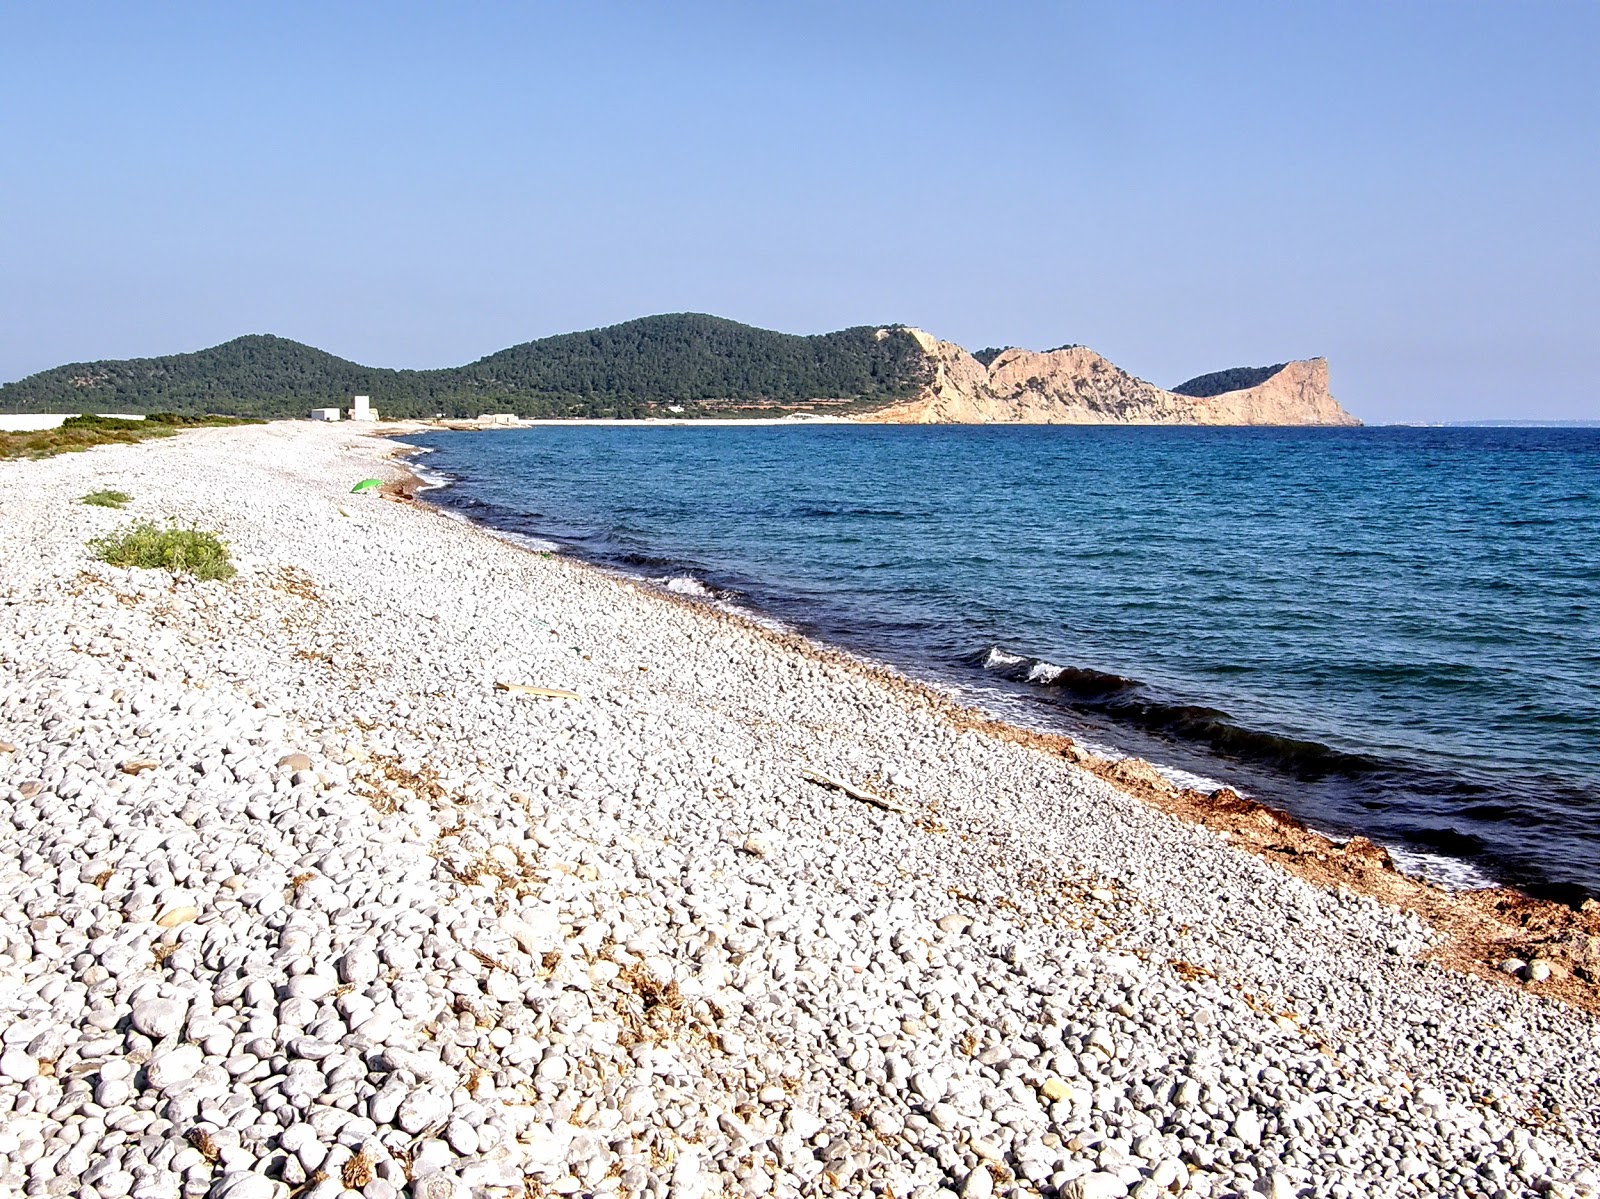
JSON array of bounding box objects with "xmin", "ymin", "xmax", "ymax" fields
[{"xmin": 0, "ymin": 313, "xmax": 1359, "ymax": 426}]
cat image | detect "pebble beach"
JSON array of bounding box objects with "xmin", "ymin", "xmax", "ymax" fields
[{"xmin": 1, "ymin": 421, "xmax": 1596, "ymax": 1199}]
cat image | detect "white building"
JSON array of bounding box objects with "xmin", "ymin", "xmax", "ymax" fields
[
  {"xmin": 309, "ymin": 407, "xmax": 341, "ymax": 422},
  {"xmin": 349, "ymin": 395, "xmax": 379, "ymax": 422},
  {"xmin": 475, "ymin": 413, "xmax": 519, "ymax": 426}
]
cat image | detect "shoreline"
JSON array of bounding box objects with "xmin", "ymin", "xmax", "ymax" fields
[
  {"xmin": 387, "ymin": 419, "xmax": 1599, "ymax": 907},
  {"xmin": 383, "ymin": 437, "xmax": 1600, "ymax": 1015},
  {"xmin": 2, "ymin": 421, "xmax": 1597, "ymax": 1198}
]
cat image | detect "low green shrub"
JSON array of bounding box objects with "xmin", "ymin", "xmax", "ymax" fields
[
  {"xmin": 80, "ymin": 489, "xmax": 131, "ymax": 508},
  {"xmin": 89, "ymin": 521, "xmax": 236, "ymax": 580}
]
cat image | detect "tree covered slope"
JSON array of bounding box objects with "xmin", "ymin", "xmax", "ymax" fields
[{"xmin": 0, "ymin": 315, "xmax": 932, "ymax": 419}]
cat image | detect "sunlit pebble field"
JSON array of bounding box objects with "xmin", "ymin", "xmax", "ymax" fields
[{"xmin": 0, "ymin": 423, "xmax": 1596, "ymax": 1199}]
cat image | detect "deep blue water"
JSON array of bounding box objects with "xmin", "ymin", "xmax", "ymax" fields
[{"xmin": 403, "ymin": 424, "xmax": 1600, "ymax": 903}]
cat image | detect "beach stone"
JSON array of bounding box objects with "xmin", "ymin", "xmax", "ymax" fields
[
  {"xmin": 157, "ymin": 904, "xmax": 200, "ymax": 928},
  {"xmin": 407, "ymin": 1174, "xmax": 463, "ymax": 1199},
  {"xmin": 1233, "ymin": 1108, "xmax": 1263, "ymax": 1148},
  {"xmin": 960, "ymin": 1165, "xmax": 994, "ymax": 1199},
  {"xmin": 1258, "ymin": 1173, "xmax": 1296, "ymax": 1198},
  {"xmin": 286, "ymin": 974, "xmax": 338, "ymax": 1002},
  {"xmin": 131, "ymin": 997, "xmax": 188, "ymax": 1039},
  {"xmin": 1059, "ymin": 1174, "xmax": 1128, "ymax": 1199},
  {"xmin": 210, "ymin": 1174, "xmax": 284, "ymax": 1199},
  {"xmin": 444, "ymin": 1117, "xmax": 479, "ymax": 1155},
  {"xmin": 378, "ymin": 1048, "xmax": 456, "ymax": 1088},
  {"xmin": 500, "ymin": 906, "xmax": 562, "ymax": 955},
  {"xmin": 147, "ymin": 1044, "xmax": 205, "ymax": 1089},
  {"xmin": 0, "ymin": 1049, "xmax": 38, "ymax": 1082},
  {"xmin": 397, "ymin": 1088, "xmax": 451, "ymax": 1134},
  {"xmin": 339, "ymin": 948, "xmax": 381, "ymax": 985}
]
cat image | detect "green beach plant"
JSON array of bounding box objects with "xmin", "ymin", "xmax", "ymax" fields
[
  {"xmin": 89, "ymin": 520, "xmax": 236, "ymax": 581},
  {"xmin": 80, "ymin": 489, "xmax": 132, "ymax": 508}
]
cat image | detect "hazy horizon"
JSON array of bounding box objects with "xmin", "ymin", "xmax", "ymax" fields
[{"xmin": 3, "ymin": 2, "xmax": 1595, "ymax": 423}]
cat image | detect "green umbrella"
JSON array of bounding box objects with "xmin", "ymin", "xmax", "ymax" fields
[{"xmin": 350, "ymin": 479, "xmax": 383, "ymax": 493}]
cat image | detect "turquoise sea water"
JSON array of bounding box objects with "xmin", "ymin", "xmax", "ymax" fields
[{"xmin": 403, "ymin": 425, "xmax": 1600, "ymax": 903}]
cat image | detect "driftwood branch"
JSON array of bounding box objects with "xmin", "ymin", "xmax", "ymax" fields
[
  {"xmin": 800, "ymin": 767, "xmax": 906, "ymax": 814},
  {"xmin": 495, "ymin": 682, "xmax": 582, "ymax": 700}
]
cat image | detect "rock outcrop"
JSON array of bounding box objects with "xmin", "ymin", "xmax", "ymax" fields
[{"xmin": 860, "ymin": 329, "xmax": 1359, "ymax": 426}]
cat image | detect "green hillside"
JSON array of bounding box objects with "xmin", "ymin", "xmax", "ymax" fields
[{"xmin": 0, "ymin": 315, "xmax": 931, "ymax": 420}]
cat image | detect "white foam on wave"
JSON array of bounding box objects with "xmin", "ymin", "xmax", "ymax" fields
[
  {"xmin": 661, "ymin": 575, "xmax": 713, "ymax": 598},
  {"xmin": 722, "ymin": 602, "xmax": 793, "ymax": 634},
  {"xmin": 644, "ymin": 574, "xmax": 793, "ymax": 632},
  {"xmin": 1026, "ymin": 660, "xmax": 1065, "ymax": 684},
  {"xmin": 408, "ymin": 465, "xmax": 452, "ymax": 491},
  {"xmin": 981, "ymin": 647, "xmax": 1028, "ymax": 669},
  {"xmin": 1386, "ymin": 847, "xmax": 1499, "ymax": 892},
  {"xmin": 488, "ymin": 528, "xmax": 561, "ymax": 554}
]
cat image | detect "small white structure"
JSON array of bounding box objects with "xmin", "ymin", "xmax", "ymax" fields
[
  {"xmin": 309, "ymin": 407, "xmax": 341, "ymax": 422},
  {"xmin": 349, "ymin": 395, "xmax": 379, "ymax": 422},
  {"xmin": 475, "ymin": 413, "xmax": 519, "ymax": 426}
]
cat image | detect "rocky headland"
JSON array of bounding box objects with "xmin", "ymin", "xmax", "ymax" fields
[
  {"xmin": 0, "ymin": 423, "xmax": 1593, "ymax": 1199},
  {"xmin": 859, "ymin": 331, "xmax": 1358, "ymax": 427}
]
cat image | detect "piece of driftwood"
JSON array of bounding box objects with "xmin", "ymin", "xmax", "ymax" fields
[
  {"xmin": 800, "ymin": 767, "xmax": 906, "ymax": 813},
  {"xmin": 495, "ymin": 682, "xmax": 582, "ymax": 700}
]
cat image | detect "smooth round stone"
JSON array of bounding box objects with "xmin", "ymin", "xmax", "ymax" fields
[
  {"xmin": 1059, "ymin": 1174, "xmax": 1129, "ymax": 1199},
  {"xmin": 96, "ymin": 1078, "xmax": 134, "ymax": 1107},
  {"xmin": 285, "ymin": 975, "xmax": 338, "ymax": 1002},
  {"xmin": 0, "ymin": 1048, "xmax": 39, "ymax": 1082},
  {"xmin": 147, "ymin": 1044, "xmax": 205, "ymax": 1090},
  {"xmin": 209, "ymin": 1173, "xmax": 285, "ymax": 1199},
  {"xmin": 443, "ymin": 1117, "xmax": 479, "ymax": 1156},
  {"xmin": 960, "ymin": 1165, "xmax": 994, "ymax": 1199},
  {"xmin": 397, "ymin": 1089, "xmax": 451, "ymax": 1135},
  {"xmin": 157, "ymin": 905, "xmax": 200, "ymax": 928},
  {"xmin": 131, "ymin": 997, "xmax": 188, "ymax": 1039},
  {"xmin": 339, "ymin": 950, "xmax": 381, "ymax": 986}
]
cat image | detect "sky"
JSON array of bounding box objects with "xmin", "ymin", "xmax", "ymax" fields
[{"xmin": 2, "ymin": 2, "xmax": 1596, "ymax": 423}]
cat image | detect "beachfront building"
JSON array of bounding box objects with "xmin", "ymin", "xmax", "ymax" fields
[
  {"xmin": 349, "ymin": 395, "xmax": 379, "ymax": 422},
  {"xmin": 476, "ymin": 413, "xmax": 519, "ymax": 426},
  {"xmin": 308, "ymin": 407, "xmax": 341, "ymax": 421}
]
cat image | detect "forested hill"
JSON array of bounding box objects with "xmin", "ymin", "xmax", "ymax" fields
[{"xmin": 0, "ymin": 315, "xmax": 932, "ymax": 419}]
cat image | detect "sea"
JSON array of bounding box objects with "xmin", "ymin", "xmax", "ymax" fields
[{"xmin": 400, "ymin": 424, "xmax": 1600, "ymax": 905}]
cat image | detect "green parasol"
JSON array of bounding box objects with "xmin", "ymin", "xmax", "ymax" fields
[{"xmin": 350, "ymin": 479, "xmax": 383, "ymax": 493}]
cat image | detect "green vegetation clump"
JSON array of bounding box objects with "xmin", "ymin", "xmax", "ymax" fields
[
  {"xmin": 0, "ymin": 412, "xmax": 256, "ymax": 459},
  {"xmin": 0, "ymin": 314, "xmax": 935, "ymax": 420},
  {"xmin": 80, "ymin": 489, "xmax": 131, "ymax": 508},
  {"xmin": 1171, "ymin": 363, "xmax": 1288, "ymax": 397},
  {"xmin": 89, "ymin": 521, "xmax": 236, "ymax": 581}
]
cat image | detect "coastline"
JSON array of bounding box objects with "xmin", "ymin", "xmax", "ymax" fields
[
  {"xmin": 2, "ymin": 421, "xmax": 1597, "ymax": 1198},
  {"xmin": 385, "ymin": 436, "xmax": 1600, "ymax": 1013}
]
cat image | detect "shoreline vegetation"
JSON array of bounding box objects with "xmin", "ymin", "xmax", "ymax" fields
[{"xmin": 0, "ymin": 421, "xmax": 1595, "ymax": 1197}]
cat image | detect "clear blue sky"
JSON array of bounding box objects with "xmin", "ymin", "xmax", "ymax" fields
[{"xmin": 3, "ymin": 2, "xmax": 1596, "ymax": 422}]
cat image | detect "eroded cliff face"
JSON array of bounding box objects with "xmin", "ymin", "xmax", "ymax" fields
[{"xmin": 861, "ymin": 330, "xmax": 1359, "ymax": 426}]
